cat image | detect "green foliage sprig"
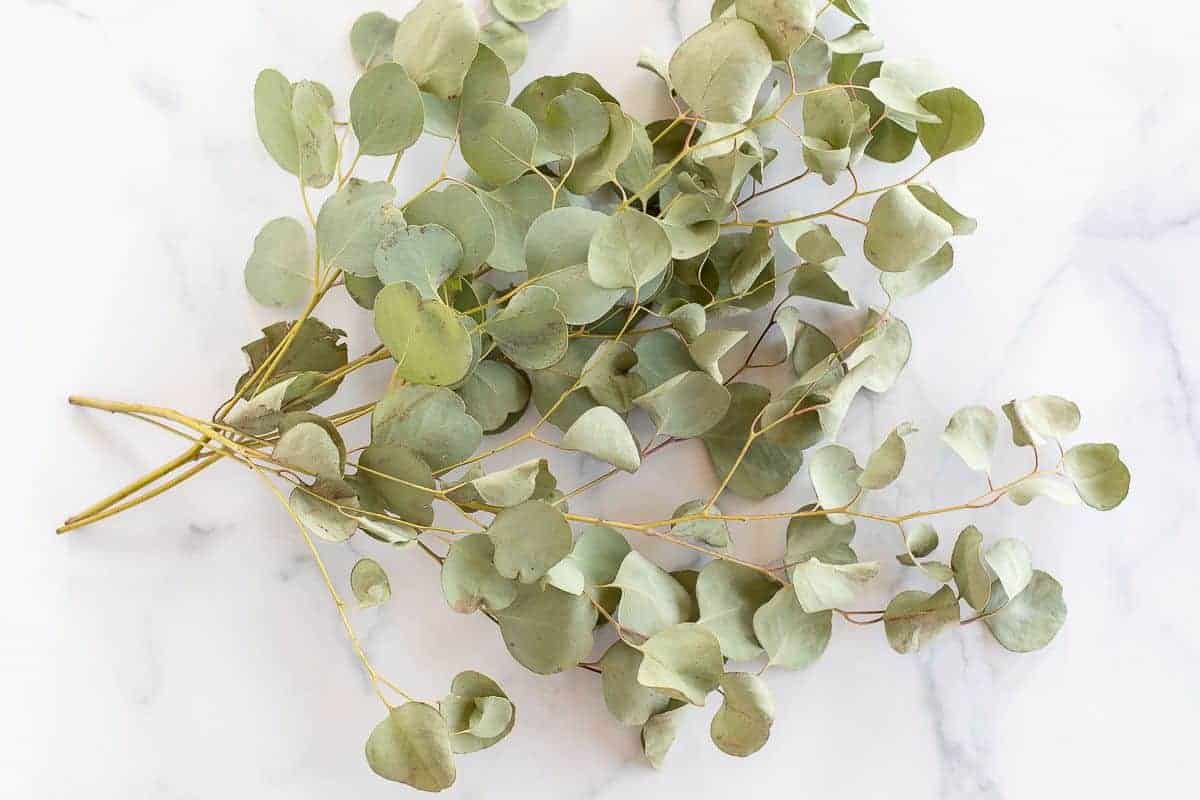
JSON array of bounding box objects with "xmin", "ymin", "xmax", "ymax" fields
[{"xmin": 61, "ymin": 0, "xmax": 1131, "ymax": 791}]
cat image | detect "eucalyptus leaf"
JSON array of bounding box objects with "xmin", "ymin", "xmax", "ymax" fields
[
  {"xmin": 440, "ymin": 671, "xmax": 516, "ymax": 754},
  {"xmin": 587, "ymin": 209, "xmax": 673, "ymax": 290},
  {"xmin": 372, "ymin": 383, "xmax": 482, "ymax": 472},
  {"xmin": 495, "ymin": 582, "xmax": 598, "ymax": 674},
  {"xmin": 375, "ymin": 224, "xmax": 463, "ymax": 298},
  {"xmin": 752, "ymin": 586, "xmax": 832, "ymax": 669},
  {"xmin": 613, "ymin": 551, "xmax": 692, "ymax": 637},
  {"xmin": 1063, "ymin": 443, "xmax": 1131, "ymax": 511},
  {"xmin": 561, "ymin": 406, "xmax": 641, "ymax": 472},
  {"xmin": 941, "ymin": 405, "xmax": 998, "ymax": 472},
  {"xmin": 480, "ymin": 19, "xmax": 528, "ymax": 74},
  {"xmin": 244, "ymin": 217, "xmax": 310, "ymax": 307},
  {"xmin": 489, "ymin": 499, "xmax": 573, "ymax": 583},
  {"xmin": 950, "ymin": 526, "xmax": 993, "ymax": 612},
  {"xmin": 456, "ymin": 359, "xmax": 530, "ymax": 432},
  {"xmin": 735, "ymin": 0, "xmax": 816, "ymax": 60},
  {"xmin": 864, "ymin": 186, "xmax": 954, "ymax": 272},
  {"xmin": 404, "ymin": 184, "xmax": 495, "ymax": 274},
  {"xmin": 636, "ymin": 623, "xmax": 724, "ymax": 705},
  {"xmin": 461, "ymin": 101, "xmax": 539, "ymax": 187},
  {"xmin": 883, "ymin": 586, "xmax": 959, "ymax": 654},
  {"xmin": 635, "ymin": 371, "xmax": 731, "ymax": 438},
  {"xmin": 670, "ymin": 18, "xmax": 773, "ymax": 124},
  {"xmin": 696, "ymin": 560, "xmax": 777, "ymax": 660},
  {"xmin": 791, "ymin": 558, "xmax": 879, "ymax": 612},
  {"xmin": 316, "ymin": 179, "xmax": 400, "ymax": 277},
  {"xmin": 350, "ymin": 63, "xmax": 424, "ymax": 155},
  {"xmin": 917, "ymin": 87, "xmax": 984, "ymax": 160},
  {"xmin": 357, "ymin": 445, "xmax": 437, "ymax": 526},
  {"xmin": 492, "ymin": 0, "xmax": 567, "ymax": 23},
  {"xmin": 364, "ymin": 702, "xmax": 456, "ymax": 791},
  {"xmin": 442, "ymin": 533, "xmax": 518, "ymax": 613},
  {"xmin": 601, "ymin": 641, "xmax": 670, "ymax": 726},
  {"xmin": 393, "ymin": 0, "xmax": 480, "ymax": 99},
  {"xmin": 486, "ymin": 285, "xmax": 568, "ymax": 370},
  {"xmin": 290, "ymin": 480, "xmax": 359, "ymax": 543},
  {"xmin": 710, "ymin": 672, "xmax": 774, "ymax": 757},
  {"xmin": 374, "ymin": 282, "xmax": 474, "ymax": 386},
  {"xmin": 350, "ymin": 558, "xmax": 391, "ymax": 607},
  {"xmin": 985, "ymin": 570, "xmax": 1067, "ymax": 653},
  {"xmin": 350, "ymin": 12, "xmax": 399, "ymax": 70},
  {"xmin": 858, "ymin": 424, "xmax": 913, "ymax": 489},
  {"xmin": 786, "ymin": 509, "xmax": 856, "ymax": 566},
  {"xmin": 985, "ymin": 538, "xmax": 1033, "ymax": 601}
]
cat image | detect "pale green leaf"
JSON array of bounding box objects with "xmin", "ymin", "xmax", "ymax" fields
[
  {"xmin": 883, "ymin": 586, "xmax": 959, "ymax": 654},
  {"xmin": 289, "ymin": 480, "xmax": 359, "ymax": 543},
  {"xmin": 350, "ymin": 12, "xmax": 399, "ymax": 70},
  {"xmin": 734, "ymin": 0, "xmax": 816, "ymax": 60},
  {"xmin": 372, "ymin": 383, "xmax": 482, "ymax": 471},
  {"xmin": 316, "ymin": 179, "xmax": 400, "ymax": 277},
  {"xmin": 696, "ymin": 560, "xmax": 777, "ymax": 660},
  {"xmin": 495, "ymin": 582, "xmax": 598, "ymax": 674},
  {"xmin": 350, "ymin": 63, "xmax": 424, "ymax": 155},
  {"xmin": 752, "ymin": 586, "xmax": 831, "ymax": 669},
  {"xmin": 357, "ymin": 444, "xmax": 437, "ymax": 526},
  {"xmin": 374, "ymin": 282, "xmax": 474, "ymax": 386},
  {"xmin": 786, "ymin": 509, "xmax": 856, "ymax": 565},
  {"xmin": 710, "ymin": 672, "xmax": 774, "ymax": 757},
  {"xmin": 791, "ymin": 558, "xmax": 879, "ymax": 612},
  {"xmin": 864, "ymin": 186, "xmax": 954, "ymax": 272},
  {"xmin": 636, "ymin": 623, "xmax": 724, "ymax": 705},
  {"xmin": 461, "ymin": 101, "xmax": 539, "ymax": 187},
  {"xmin": 442, "ymin": 533, "xmax": 518, "ymax": 613},
  {"xmin": 440, "ymin": 671, "xmax": 515, "ymax": 753},
  {"xmin": 670, "ymin": 18, "xmax": 773, "ymax": 124},
  {"xmin": 670, "ymin": 500, "xmax": 731, "ymax": 548},
  {"xmin": 456, "ymin": 359, "xmax": 530, "ymax": 432},
  {"xmin": 244, "ymin": 217, "xmax": 310, "ymax": 307},
  {"xmin": 917, "ymin": 87, "xmax": 984, "ymax": 160},
  {"xmin": 613, "ymin": 551, "xmax": 692, "ymax": 637},
  {"xmin": 950, "ymin": 526, "xmax": 993, "ymax": 612},
  {"xmin": 489, "ymin": 499, "xmax": 573, "ymax": 583},
  {"xmin": 941, "ymin": 404, "xmax": 998, "ymax": 471},
  {"xmin": 364, "ymin": 702, "xmax": 456, "ymax": 791},
  {"xmin": 404, "ymin": 184, "xmax": 495, "ymax": 273},
  {"xmin": 492, "ymin": 0, "xmax": 566, "ymax": 23},
  {"xmin": 375, "ymin": 224, "xmax": 463, "ymax": 298},
  {"xmin": 394, "ymin": 0, "xmax": 479, "ymax": 99},
  {"xmin": 985, "ymin": 538, "xmax": 1033, "ymax": 601},
  {"xmin": 1063, "ymin": 443, "xmax": 1131, "ymax": 511},
  {"xmin": 634, "ymin": 371, "xmax": 731, "ymax": 438},
  {"xmin": 561, "ymin": 406, "xmax": 640, "ymax": 472},
  {"xmin": 985, "ymin": 570, "xmax": 1067, "ymax": 652},
  {"xmin": 351, "ymin": 558, "xmax": 391, "ymax": 608},
  {"xmin": 274, "ymin": 420, "xmax": 341, "ymax": 478},
  {"xmin": 687, "ymin": 329, "xmax": 747, "ymax": 382},
  {"xmin": 601, "ymin": 641, "xmax": 670, "ymax": 726},
  {"xmin": 486, "ymin": 285, "xmax": 568, "ymax": 369},
  {"xmin": 587, "ymin": 209, "xmax": 672, "ymax": 290},
  {"xmin": 480, "ymin": 19, "xmax": 528, "ymax": 74},
  {"xmin": 858, "ymin": 423, "xmax": 913, "ymax": 489}
]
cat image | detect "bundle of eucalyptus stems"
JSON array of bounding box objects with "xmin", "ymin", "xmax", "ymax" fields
[{"xmin": 61, "ymin": 0, "xmax": 1130, "ymax": 791}]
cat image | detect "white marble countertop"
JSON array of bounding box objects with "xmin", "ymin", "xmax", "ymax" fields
[{"xmin": 6, "ymin": 0, "xmax": 1198, "ymax": 797}]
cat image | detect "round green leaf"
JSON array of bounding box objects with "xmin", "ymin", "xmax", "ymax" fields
[
  {"xmin": 357, "ymin": 444, "xmax": 436, "ymax": 526},
  {"xmin": 635, "ymin": 371, "xmax": 731, "ymax": 438},
  {"xmin": 636, "ymin": 623, "xmax": 724, "ymax": 706},
  {"xmin": 696, "ymin": 560, "xmax": 777, "ymax": 660},
  {"xmin": 289, "ymin": 80, "xmax": 338, "ymax": 187},
  {"xmin": 883, "ymin": 585, "xmax": 960, "ymax": 654},
  {"xmin": 587, "ymin": 209, "xmax": 672, "ymax": 290},
  {"xmin": 461, "ymin": 102, "xmax": 538, "ymax": 187},
  {"xmin": 532, "ymin": 264, "xmax": 624, "ymax": 326},
  {"xmin": 393, "ymin": 0, "xmax": 479, "ymax": 99},
  {"xmin": 735, "ymin": 0, "xmax": 816, "ymax": 60},
  {"xmin": 480, "ymin": 19, "xmax": 528, "ymax": 74},
  {"xmin": 350, "ymin": 62, "xmax": 424, "ymax": 156},
  {"xmin": 858, "ymin": 423, "xmax": 913, "ymax": 490},
  {"xmin": 244, "ymin": 217, "xmax": 310, "ymax": 307},
  {"xmin": 916, "ymin": 87, "xmax": 984, "ymax": 160},
  {"xmin": 442, "ymin": 533, "xmax": 518, "ymax": 613},
  {"xmin": 864, "ymin": 186, "xmax": 954, "ymax": 272},
  {"xmin": 456, "ymin": 359, "xmax": 531, "ymax": 432},
  {"xmin": 791, "ymin": 558, "xmax": 879, "ymax": 612},
  {"xmin": 601, "ymin": 641, "xmax": 671, "ymax": 726},
  {"xmin": 543, "ymin": 87, "xmax": 610, "ymax": 159},
  {"xmin": 289, "ymin": 480, "xmax": 359, "ymax": 543},
  {"xmin": 525, "ymin": 206, "xmax": 605, "ymax": 277},
  {"xmin": 1063, "ymin": 443, "xmax": 1131, "ymax": 511},
  {"xmin": 374, "ymin": 282, "xmax": 474, "ymax": 386},
  {"xmin": 350, "ymin": 12, "xmax": 399, "ymax": 69},
  {"xmin": 612, "ymin": 551, "xmax": 692, "ymax": 637},
  {"xmin": 375, "ymin": 224, "xmax": 463, "ymax": 298},
  {"xmin": 669, "ymin": 18, "xmax": 772, "ymax": 124},
  {"xmin": 404, "ymin": 184, "xmax": 495, "ymax": 273},
  {"xmin": 985, "ymin": 570, "xmax": 1067, "ymax": 653},
  {"xmin": 752, "ymin": 586, "xmax": 831, "ymax": 669},
  {"xmin": 494, "ymin": 582, "xmax": 598, "ymax": 674},
  {"xmin": 350, "ymin": 558, "xmax": 391, "ymax": 607},
  {"xmin": 316, "ymin": 179, "xmax": 400, "ymax": 277},
  {"xmin": 486, "ymin": 285, "xmax": 568, "ymax": 369},
  {"xmin": 941, "ymin": 405, "xmax": 998, "ymax": 472},
  {"xmin": 950, "ymin": 525, "xmax": 993, "ymax": 612},
  {"xmin": 560, "ymin": 406, "xmax": 641, "ymax": 472},
  {"xmin": 809, "ymin": 445, "xmax": 863, "ymax": 518},
  {"xmin": 488, "ymin": 499, "xmax": 573, "ymax": 583},
  {"xmin": 786, "ymin": 509, "xmax": 856, "ymax": 566},
  {"xmin": 709, "ymin": 672, "xmax": 774, "ymax": 757},
  {"xmin": 439, "ymin": 671, "xmax": 515, "ymax": 754},
  {"xmin": 364, "ymin": 702, "xmax": 456, "ymax": 791},
  {"xmin": 273, "ymin": 420, "xmax": 341, "ymax": 478},
  {"xmin": 372, "ymin": 383, "xmax": 482, "ymax": 472}
]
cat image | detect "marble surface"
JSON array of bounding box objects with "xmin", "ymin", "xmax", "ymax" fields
[{"xmin": 6, "ymin": 0, "xmax": 1198, "ymax": 797}]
